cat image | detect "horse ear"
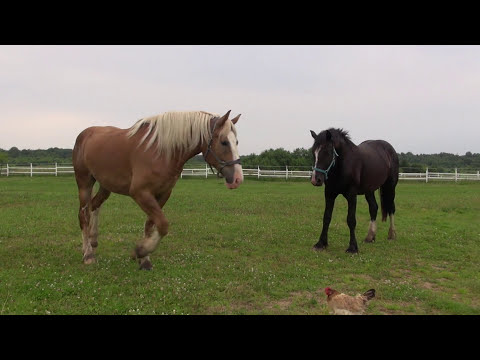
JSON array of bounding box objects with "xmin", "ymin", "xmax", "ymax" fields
[
  {"xmin": 216, "ymin": 110, "xmax": 231, "ymax": 128},
  {"xmin": 310, "ymin": 130, "xmax": 317, "ymax": 139},
  {"xmin": 326, "ymin": 130, "xmax": 332, "ymax": 141},
  {"xmin": 231, "ymin": 114, "xmax": 241, "ymax": 124}
]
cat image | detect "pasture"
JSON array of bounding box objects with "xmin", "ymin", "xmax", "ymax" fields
[{"xmin": 0, "ymin": 176, "xmax": 479, "ymax": 315}]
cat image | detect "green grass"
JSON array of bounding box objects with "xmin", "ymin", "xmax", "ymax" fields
[{"xmin": 0, "ymin": 176, "xmax": 479, "ymax": 315}]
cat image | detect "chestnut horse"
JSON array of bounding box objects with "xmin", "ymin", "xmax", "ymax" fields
[
  {"xmin": 310, "ymin": 128, "xmax": 398, "ymax": 253},
  {"xmin": 73, "ymin": 110, "xmax": 243, "ymax": 270}
]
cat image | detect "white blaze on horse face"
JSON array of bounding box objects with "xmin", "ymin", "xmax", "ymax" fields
[
  {"xmin": 314, "ymin": 146, "xmax": 322, "ymax": 165},
  {"xmin": 312, "ymin": 145, "xmax": 322, "ymax": 182},
  {"xmin": 228, "ymin": 130, "xmax": 244, "ymax": 182}
]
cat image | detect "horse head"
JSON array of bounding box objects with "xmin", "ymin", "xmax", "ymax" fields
[
  {"xmin": 203, "ymin": 110, "xmax": 244, "ymax": 189},
  {"xmin": 310, "ymin": 129, "xmax": 339, "ymax": 186}
]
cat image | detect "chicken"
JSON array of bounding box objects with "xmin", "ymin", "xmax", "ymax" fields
[{"xmin": 325, "ymin": 287, "xmax": 375, "ymax": 315}]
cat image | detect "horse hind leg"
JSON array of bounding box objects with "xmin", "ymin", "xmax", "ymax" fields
[
  {"xmin": 77, "ymin": 180, "xmax": 96, "ymax": 264},
  {"xmin": 364, "ymin": 191, "xmax": 378, "ymax": 243},
  {"xmin": 388, "ymin": 214, "xmax": 396, "ymax": 240},
  {"xmin": 88, "ymin": 186, "xmax": 111, "ymax": 255},
  {"xmin": 380, "ymin": 180, "xmax": 397, "ymax": 241}
]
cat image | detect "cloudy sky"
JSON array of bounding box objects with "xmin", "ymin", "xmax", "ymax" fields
[{"xmin": 1, "ymin": 45, "xmax": 479, "ymax": 155}]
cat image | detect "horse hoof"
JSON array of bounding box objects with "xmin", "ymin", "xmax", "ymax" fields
[
  {"xmin": 139, "ymin": 260, "xmax": 153, "ymax": 270},
  {"xmin": 83, "ymin": 257, "xmax": 97, "ymax": 265},
  {"xmin": 345, "ymin": 248, "xmax": 359, "ymax": 254},
  {"xmin": 312, "ymin": 245, "xmax": 327, "ymax": 252},
  {"xmin": 83, "ymin": 255, "xmax": 96, "ymax": 265},
  {"xmin": 364, "ymin": 237, "xmax": 375, "ymax": 243},
  {"xmin": 388, "ymin": 230, "xmax": 396, "ymax": 240}
]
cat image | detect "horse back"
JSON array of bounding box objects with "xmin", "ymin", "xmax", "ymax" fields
[
  {"xmin": 358, "ymin": 140, "xmax": 397, "ymax": 166},
  {"xmin": 356, "ymin": 140, "xmax": 399, "ymax": 188}
]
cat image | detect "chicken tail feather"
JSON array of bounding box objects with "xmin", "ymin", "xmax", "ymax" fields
[{"xmin": 363, "ymin": 289, "xmax": 376, "ymax": 300}]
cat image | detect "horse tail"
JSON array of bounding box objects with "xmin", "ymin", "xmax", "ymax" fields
[
  {"xmin": 380, "ymin": 175, "xmax": 398, "ymax": 222},
  {"xmin": 379, "ymin": 142, "xmax": 399, "ymax": 222},
  {"xmin": 379, "ymin": 187, "xmax": 386, "ymax": 222},
  {"xmin": 363, "ymin": 289, "xmax": 376, "ymax": 301}
]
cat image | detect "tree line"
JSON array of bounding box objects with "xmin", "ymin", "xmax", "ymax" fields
[
  {"xmin": 0, "ymin": 147, "xmax": 72, "ymax": 165},
  {"xmin": 1, "ymin": 146, "xmax": 480, "ymax": 172},
  {"xmin": 238, "ymin": 148, "xmax": 480, "ymax": 172}
]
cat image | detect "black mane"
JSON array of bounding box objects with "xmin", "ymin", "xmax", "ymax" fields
[
  {"xmin": 315, "ymin": 127, "xmax": 352, "ymax": 146},
  {"xmin": 328, "ymin": 128, "xmax": 351, "ymax": 142}
]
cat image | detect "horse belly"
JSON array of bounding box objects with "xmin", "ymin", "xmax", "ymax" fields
[{"xmin": 94, "ymin": 170, "xmax": 132, "ymax": 195}]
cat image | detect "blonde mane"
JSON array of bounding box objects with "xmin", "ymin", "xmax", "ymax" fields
[{"xmin": 127, "ymin": 111, "xmax": 218, "ymax": 158}]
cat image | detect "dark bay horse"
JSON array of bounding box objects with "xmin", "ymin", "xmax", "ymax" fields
[
  {"xmin": 310, "ymin": 128, "xmax": 399, "ymax": 253},
  {"xmin": 73, "ymin": 110, "xmax": 243, "ymax": 270}
]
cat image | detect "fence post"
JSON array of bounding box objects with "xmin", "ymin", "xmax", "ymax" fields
[
  {"xmin": 6, "ymin": 163, "xmax": 9, "ymax": 177},
  {"xmin": 286, "ymin": 165, "xmax": 288, "ymax": 180},
  {"xmin": 425, "ymin": 167, "xmax": 428, "ymax": 183},
  {"xmin": 477, "ymin": 171, "xmax": 479, "ymax": 180},
  {"xmin": 55, "ymin": 163, "xmax": 58, "ymax": 176},
  {"xmin": 257, "ymin": 165, "xmax": 260, "ymax": 179},
  {"xmin": 30, "ymin": 163, "xmax": 33, "ymax": 177},
  {"xmin": 455, "ymin": 168, "xmax": 458, "ymax": 182},
  {"xmin": 205, "ymin": 164, "xmax": 208, "ymax": 178}
]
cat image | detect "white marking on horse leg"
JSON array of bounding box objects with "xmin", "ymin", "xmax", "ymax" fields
[
  {"xmin": 388, "ymin": 214, "xmax": 396, "ymax": 240},
  {"xmin": 88, "ymin": 208, "xmax": 100, "ymax": 251},
  {"xmin": 142, "ymin": 227, "xmax": 161, "ymax": 254},
  {"xmin": 136, "ymin": 221, "xmax": 161, "ymax": 259},
  {"xmin": 82, "ymin": 232, "xmax": 96, "ymax": 264},
  {"xmin": 365, "ymin": 220, "xmax": 377, "ymax": 242},
  {"xmin": 81, "ymin": 206, "xmax": 96, "ymax": 264}
]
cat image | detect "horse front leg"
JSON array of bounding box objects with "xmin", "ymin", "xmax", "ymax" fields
[
  {"xmin": 345, "ymin": 194, "xmax": 359, "ymax": 253},
  {"xmin": 131, "ymin": 189, "xmax": 172, "ymax": 270},
  {"xmin": 313, "ymin": 192, "xmax": 337, "ymax": 251}
]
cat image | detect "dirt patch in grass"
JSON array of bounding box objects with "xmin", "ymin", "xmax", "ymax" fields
[{"xmin": 264, "ymin": 289, "xmax": 327, "ymax": 314}]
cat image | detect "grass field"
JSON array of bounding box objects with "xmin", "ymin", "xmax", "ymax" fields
[{"xmin": 0, "ymin": 176, "xmax": 479, "ymax": 315}]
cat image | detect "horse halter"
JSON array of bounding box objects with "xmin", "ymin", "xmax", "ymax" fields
[
  {"xmin": 203, "ymin": 118, "xmax": 242, "ymax": 176},
  {"xmin": 313, "ymin": 145, "xmax": 339, "ymax": 180}
]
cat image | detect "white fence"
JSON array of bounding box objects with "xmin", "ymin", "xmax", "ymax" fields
[
  {"xmin": 0, "ymin": 163, "xmax": 74, "ymax": 176},
  {"xmin": 1, "ymin": 163, "xmax": 479, "ymax": 182},
  {"xmin": 398, "ymin": 168, "xmax": 480, "ymax": 182}
]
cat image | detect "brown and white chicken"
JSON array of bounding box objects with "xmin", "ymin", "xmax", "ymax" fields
[{"xmin": 325, "ymin": 287, "xmax": 376, "ymax": 315}]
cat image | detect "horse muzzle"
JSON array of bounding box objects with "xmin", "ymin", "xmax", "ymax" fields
[
  {"xmin": 311, "ymin": 172, "xmax": 325, "ymax": 187},
  {"xmin": 224, "ymin": 165, "xmax": 244, "ymax": 189}
]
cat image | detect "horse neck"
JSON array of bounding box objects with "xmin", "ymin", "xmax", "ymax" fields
[
  {"xmin": 336, "ymin": 138, "xmax": 356, "ymax": 158},
  {"xmin": 169, "ymin": 143, "xmax": 204, "ymax": 174}
]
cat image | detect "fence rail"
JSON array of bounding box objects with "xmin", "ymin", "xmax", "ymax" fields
[{"xmin": 1, "ymin": 163, "xmax": 479, "ymax": 182}]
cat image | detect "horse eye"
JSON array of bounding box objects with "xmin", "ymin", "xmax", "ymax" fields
[{"xmin": 221, "ymin": 141, "xmax": 229, "ymax": 146}]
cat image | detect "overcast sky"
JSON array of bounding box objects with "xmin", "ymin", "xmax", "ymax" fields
[{"xmin": 1, "ymin": 45, "xmax": 479, "ymax": 155}]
